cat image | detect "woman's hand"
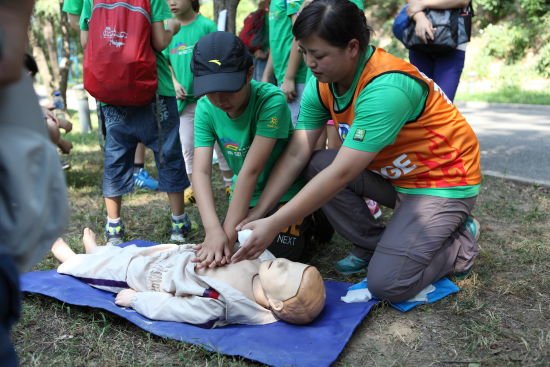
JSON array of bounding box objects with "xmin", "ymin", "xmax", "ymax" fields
[
  {"xmin": 174, "ymin": 80, "xmax": 188, "ymax": 100},
  {"xmin": 231, "ymin": 217, "xmax": 280, "ymax": 263},
  {"xmin": 115, "ymin": 289, "xmax": 137, "ymax": 307},
  {"xmin": 413, "ymin": 12, "xmax": 435, "ymax": 44},
  {"xmin": 192, "ymin": 228, "xmax": 232, "ymax": 269}
]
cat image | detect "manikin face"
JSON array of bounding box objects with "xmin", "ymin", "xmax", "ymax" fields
[
  {"xmin": 258, "ymin": 259, "xmax": 309, "ymax": 302},
  {"xmin": 206, "ymin": 79, "xmax": 250, "ymax": 118},
  {"xmin": 298, "ymin": 34, "xmax": 360, "ymax": 84},
  {"xmin": 166, "ymin": 0, "xmax": 193, "ymax": 16}
]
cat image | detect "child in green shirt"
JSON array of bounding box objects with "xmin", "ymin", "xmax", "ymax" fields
[{"xmin": 190, "ymin": 32, "xmax": 312, "ymax": 268}]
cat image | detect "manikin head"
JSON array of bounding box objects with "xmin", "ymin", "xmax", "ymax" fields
[
  {"xmin": 191, "ymin": 31, "xmax": 254, "ymax": 118},
  {"xmin": 258, "ymin": 259, "xmax": 325, "ymax": 324}
]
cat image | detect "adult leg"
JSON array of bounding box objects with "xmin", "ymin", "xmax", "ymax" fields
[
  {"xmin": 431, "ymin": 49, "xmax": 466, "ymax": 102},
  {"xmin": 408, "ymin": 49, "xmax": 435, "ymax": 80},
  {"xmin": 367, "ymin": 193, "xmax": 477, "ymax": 303},
  {"xmin": 305, "ymin": 149, "xmax": 397, "ymax": 259}
]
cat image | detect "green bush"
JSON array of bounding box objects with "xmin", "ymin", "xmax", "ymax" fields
[
  {"xmin": 481, "ymin": 23, "xmax": 529, "ymax": 64},
  {"xmin": 535, "ymin": 42, "xmax": 550, "ymax": 78}
]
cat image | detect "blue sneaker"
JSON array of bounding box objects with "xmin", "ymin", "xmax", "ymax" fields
[
  {"xmin": 335, "ymin": 253, "xmax": 371, "ymax": 275},
  {"xmin": 134, "ymin": 168, "xmax": 159, "ymax": 191},
  {"xmin": 105, "ymin": 221, "xmax": 125, "ymax": 246},
  {"xmin": 170, "ymin": 214, "xmax": 199, "ymax": 242}
]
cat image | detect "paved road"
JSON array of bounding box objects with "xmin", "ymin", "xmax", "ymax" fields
[{"xmin": 456, "ymin": 102, "xmax": 550, "ymax": 187}]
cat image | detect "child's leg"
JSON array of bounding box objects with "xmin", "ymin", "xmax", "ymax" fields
[
  {"xmin": 83, "ymin": 228, "xmax": 98, "ymax": 254},
  {"xmin": 51, "ymin": 238, "xmax": 76, "ymax": 263}
]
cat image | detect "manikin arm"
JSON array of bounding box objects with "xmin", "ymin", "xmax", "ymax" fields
[{"xmin": 119, "ymin": 289, "xmax": 226, "ymax": 325}]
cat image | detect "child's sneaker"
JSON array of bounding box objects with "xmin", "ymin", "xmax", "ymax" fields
[
  {"xmin": 366, "ymin": 199, "xmax": 382, "ymax": 219},
  {"xmin": 184, "ymin": 186, "xmax": 196, "ymax": 205},
  {"xmin": 105, "ymin": 221, "xmax": 125, "ymax": 246},
  {"xmin": 134, "ymin": 168, "xmax": 159, "ymax": 191},
  {"xmin": 224, "ymin": 186, "xmax": 232, "ymax": 197},
  {"xmin": 170, "ymin": 214, "xmax": 199, "ymax": 242}
]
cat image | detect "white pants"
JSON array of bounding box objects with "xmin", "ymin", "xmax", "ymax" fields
[
  {"xmin": 179, "ymin": 102, "xmax": 230, "ymax": 175},
  {"xmin": 280, "ymin": 82, "xmax": 305, "ymax": 127}
]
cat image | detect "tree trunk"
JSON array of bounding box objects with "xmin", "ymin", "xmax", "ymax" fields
[
  {"xmin": 213, "ymin": 0, "xmax": 240, "ymax": 34},
  {"xmin": 28, "ymin": 26, "xmax": 54, "ymax": 101},
  {"xmin": 57, "ymin": 3, "xmax": 73, "ymax": 106}
]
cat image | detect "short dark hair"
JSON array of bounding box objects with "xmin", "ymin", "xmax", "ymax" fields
[
  {"xmin": 292, "ymin": 0, "xmax": 372, "ymax": 53},
  {"xmin": 191, "ymin": 0, "xmax": 200, "ymax": 13},
  {"xmin": 25, "ymin": 53, "xmax": 39, "ymax": 77}
]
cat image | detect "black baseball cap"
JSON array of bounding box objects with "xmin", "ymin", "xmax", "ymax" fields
[{"xmin": 191, "ymin": 31, "xmax": 253, "ymax": 96}]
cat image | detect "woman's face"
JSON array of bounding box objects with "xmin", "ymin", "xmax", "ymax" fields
[{"xmin": 298, "ymin": 34, "xmax": 360, "ymax": 84}]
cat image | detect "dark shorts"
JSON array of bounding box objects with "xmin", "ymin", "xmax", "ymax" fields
[{"xmin": 100, "ymin": 96, "xmax": 188, "ymax": 197}]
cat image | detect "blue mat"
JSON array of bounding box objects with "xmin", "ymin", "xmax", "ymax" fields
[{"xmin": 21, "ymin": 239, "xmax": 378, "ymax": 367}]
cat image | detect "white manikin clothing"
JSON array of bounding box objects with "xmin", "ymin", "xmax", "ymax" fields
[{"xmin": 57, "ymin": 244, "xmax": 278, "ymax": 328}]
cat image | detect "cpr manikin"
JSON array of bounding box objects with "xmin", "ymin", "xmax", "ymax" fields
[{"xmin": 51, "ymin": 229, "xmax": 325, "ymax": 327}]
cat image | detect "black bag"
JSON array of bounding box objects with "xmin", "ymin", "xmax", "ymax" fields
[{"xmin": 402, "ymin": 2, "xmax": 473, "ymax": 55}]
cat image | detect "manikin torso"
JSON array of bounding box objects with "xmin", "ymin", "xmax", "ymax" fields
[{"xmin": 198, "ymin": 260, "xmax": 260, "ymax": 302}]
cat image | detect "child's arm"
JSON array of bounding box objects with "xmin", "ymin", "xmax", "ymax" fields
[
  {"xmin": 151, "ymin": 19, "xmax": 180, "ymax": 52},
  {"xmin": 222, "ymin": 135, "xmax": 278, "ymax": 248},
  {"xmin": 117, "ymin": 289, "xmax": 226, "ymax": 325},
  {"xmin": 192, "ymin": 146, "xmax": 232, "ymax": 269}
]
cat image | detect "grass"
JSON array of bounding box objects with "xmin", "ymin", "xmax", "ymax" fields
[
  {"xmin": 12, "ymin": 130, "xmax": 550, "ymax": 366},
  {"xmin": 455, "ymin": 84, "xmax": 550, "ymax": 105}
]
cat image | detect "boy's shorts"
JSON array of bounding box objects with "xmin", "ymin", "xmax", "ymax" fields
[
  {"xmin": 100, "ymin": 96, "xmax": 188, "ymax": 197},
  {"xmin": 264, "ymin": 202, "xmax": 313, "ymax": 261}
]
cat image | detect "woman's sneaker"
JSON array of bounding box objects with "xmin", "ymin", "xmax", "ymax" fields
[
  {"xmin": 184, "ymin": 186, "xmax": 196, "ymax": 205},
  {"xmin": 105, "ymin": 221, "xmax": 125, "ymax": 246},
  {"xmin": 464, "ymin": 216, "xmax": 481, "ymax": 241},
  {"xmin": 335, "ymin": 253, "xmax": 371, "ymax": 274}
]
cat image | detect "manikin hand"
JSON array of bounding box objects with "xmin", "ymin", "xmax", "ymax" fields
[
  {"xmin": 281, "ymin": 77, "xmax": 297, "ymax": 102},
  {"xmin": 231, "ymin": 217, "xmax": 280, "ymax": 263},
  {"xmin": 413, "ymin": 12, "xmax": 435, "ymax": 44},
  {"xmin": 115, "ymin": 289, "xmax": 137, "ymax": 307},
  {"xmin": 192, "ymin": 228, "xmax": 232, "ymax": 269},
  {"xmin": 173, "ymin": 80, "xmax": 188, "ymax": 100}
]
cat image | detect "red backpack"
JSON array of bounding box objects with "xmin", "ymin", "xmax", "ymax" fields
[
  {"xmin": 238, "ymin": 9, "xmax": 266, "ymax": 53},
  {"xmin": 84, "ymin": 0, "xmax": 157, "ymax": 106}
]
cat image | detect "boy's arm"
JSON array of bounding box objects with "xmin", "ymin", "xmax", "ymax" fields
[
  {"xmin": 222, "ymin": 135, "xmax": 278, "ymax": 248},
  {"xmin": 192, "ymin": 146, "xmax": 232, "ymax": 269},
  {"xmin": 151, "ymin": 19, "xmax": 180, "ymax": 52},
  {"xmin": 120, "ymin": 289, "xmax": 226, "ymax": 325}
]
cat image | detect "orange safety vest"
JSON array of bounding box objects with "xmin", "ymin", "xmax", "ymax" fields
[{"xmin": 318, "ymin": 47, "xmax": 481, "ymax": 189}]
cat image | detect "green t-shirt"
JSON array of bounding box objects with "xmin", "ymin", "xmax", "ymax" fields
[
  {"xmin": 163, "ymin": 14, "xmax": 217, "ymax": 113},
  {"xmin": 63, "ymin": 0, "xmax": 83, "ymax": 15},
  {"xmin": 80, "ymin": 0, "xmax": 175, "ymax": 98},
  {"xmin": 268, "ymin": 0, "xmax": 307, "ymax": 85},
  {"xmin": 195, "ymin": 80, "xmax": 304, "ymax": 206},
  {"xmin": 297, "ymin": 47, "xmax": 480, "ymax": 198}
]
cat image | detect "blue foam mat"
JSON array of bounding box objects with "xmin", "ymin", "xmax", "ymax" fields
[{"xmin": 21, "ymin": 239, "xmax": 378, "ymax": 367}]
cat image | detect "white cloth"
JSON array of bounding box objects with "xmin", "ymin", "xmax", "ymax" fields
[{"xmin": 58, "ymin": 244, "xmax": 277, "ymax": 327}]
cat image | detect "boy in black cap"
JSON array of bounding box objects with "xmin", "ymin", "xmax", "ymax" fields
[{"xmin": 190, "ymin": 31, "xmax": 313, "ymax": 268}]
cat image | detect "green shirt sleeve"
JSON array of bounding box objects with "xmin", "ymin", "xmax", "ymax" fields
[
  {"xmin": 286, "ymin": 0, "xmax": 304, "ymax": 16},
  {"xmin": 255, "ymin": 91, "xmax": 293, "ymax": 139},
  {"xmin": 80, "ymin": 0, "xmax": 92, "ymax": 30},
  {"xmin": 296, "ymin": 76, "xmax": 331, "ymax": 130},
  {"xmin": 194, "ymin": 98, "xmax": 217, "ymax": 148},
  {"xmin": 343, "ymin": 73, "xmax": 428, "ymax": 152},
  {"xmin": 151, "ymin": 0, "xmax": 172, "ymax": 23},
  {"xmin": 63, "ymin": 0, "xmax": 84, "ymax": 15}
]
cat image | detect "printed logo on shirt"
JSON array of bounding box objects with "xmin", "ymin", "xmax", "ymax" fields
[
  {"xmin": 220, "ymin": 138, "xmax": 250, "ymax": 157},
  {"xmin": 221, "ymin": 138, "xmax": 240, "ymax": 151},
  {"xmin": 338, "ymin": 122, "xmax": 350, "ymax": 142},
  {"xmin": 169, "ymin": 42, "xmax": 194, "ymax": 55},
  {"xmin": 376, "ymin": 154, "xmax": 417, "ymax": 179},
  {"xmin": 209, "ymin": 59, "xmax": 222, "ymax": 66},
  {"xmin": 267, "ymin": 117, "xmax": 279, "ymax": 128},
  {"xmin": 353, "ymin": 128, "xmax": 366, "ymax": 142}
]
